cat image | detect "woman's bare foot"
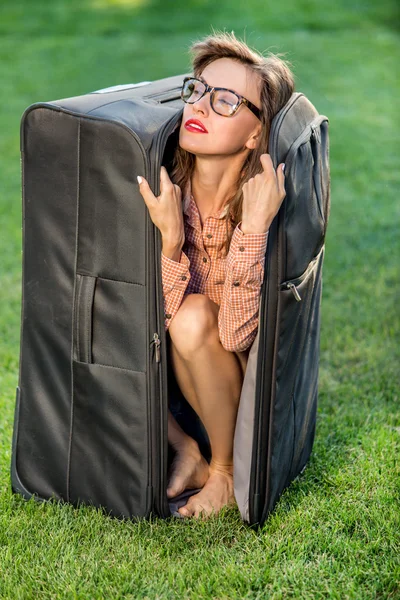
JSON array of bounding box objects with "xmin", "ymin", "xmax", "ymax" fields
[
  {"xmin": 167, "ymin": 437, "xmax": 210, "ymax": 499},
  {"xmin": 177, "ymin": 461, "xmax": 236, "ymax": 518}
]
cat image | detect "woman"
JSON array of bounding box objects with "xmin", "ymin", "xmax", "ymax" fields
[{"xmin": 138, "ymin": 31, "xmax": 295, "ymax": 519}]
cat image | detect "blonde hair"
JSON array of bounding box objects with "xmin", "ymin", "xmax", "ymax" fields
[{"xmin": 169, "ymin": 29, "xmax": 296, "ymax": 256}]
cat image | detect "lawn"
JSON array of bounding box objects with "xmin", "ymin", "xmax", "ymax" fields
[{"xmin": 0, "ymin": 0, "xmax": 399, "ymax": 598}]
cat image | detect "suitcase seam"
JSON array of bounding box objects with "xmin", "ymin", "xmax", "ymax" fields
[
  {"xmin": 66, "ymin": 118, "xmax": 81, "ymax": 503},
  {"xmin": 72, "ymin": 359, "xmax": 145, "ymax": 374},
  {"xmin": 76, "ymin": 272, "xmax": 145, "ymax": 287}
]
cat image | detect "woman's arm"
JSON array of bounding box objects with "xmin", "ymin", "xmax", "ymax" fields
[
  {"xmin": 136, "ymin": 168, "xmax": 189, "ymax": 331},
  {"xmin": 217, "ymin": 154, "xmax": 285, "ymax": 352},
  {"xmin": 217, "ymin": 222, "xmax": 268, "ymax": 352},
  {"xmin": 161, "ymin": 241, "xmax": 191, "ymax": 331}
]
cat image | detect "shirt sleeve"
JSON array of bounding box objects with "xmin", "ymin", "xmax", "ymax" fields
[
  {"xmin": 218, "ymin": 221, "xmax": 269, "ymax": 352},
  {"xmin": 161, "ymin": 250, "xmax": 191, "ymax": 330}
]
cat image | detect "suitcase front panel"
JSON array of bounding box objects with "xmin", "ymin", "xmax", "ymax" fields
[
  {"xmin": 267, "ymin": 247, "xmax": 324, "ymax": 514},
  {"xmin": 68, "ymin": 361, "xmax": 149, "ymax": 518},
  {"xmin": 14, "ymin": 106, "xmax": 154, "ymax": 518},
  {"xmin": 76, "ymin": 118, "xmax": 147, "ymax": 284},
  {"xmin": 68, "ymin": 116, "xmax": 152, "ymax": 516},
  {"xmin": 15, "ymin": 108, "xmax": 81, "ymax": 499}
]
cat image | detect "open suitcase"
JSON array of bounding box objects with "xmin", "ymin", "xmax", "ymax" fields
[{"xmin": 11, "ymin": 72, "xmax": 330, "ymax": 527}]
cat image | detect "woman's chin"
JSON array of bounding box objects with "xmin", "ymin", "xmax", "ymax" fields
[
  {"xmin": 178, "ymin": 140, "xmax": 202, "ymax": 156},
  {"xmin": 179, "ymin": 137, "xmax": 216, "ymax": 157}
]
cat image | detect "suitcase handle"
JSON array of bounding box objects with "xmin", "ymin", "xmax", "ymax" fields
[{"xmin": 74, "ymin": 274, "xmax": 96, "ymax": 363}]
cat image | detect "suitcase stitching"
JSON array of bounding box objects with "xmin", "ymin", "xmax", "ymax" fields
[{"xmin": 67, "ymin": 118, "xmax": 81, "ymax": 503}]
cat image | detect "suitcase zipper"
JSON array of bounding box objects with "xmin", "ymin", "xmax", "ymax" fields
[
  {"xmin": 249, "ymin": 98, "xmax": 292, "ymax": 523},
  {"xmin": 249, "ymin": 105, "xmax": 327, "ymax": 525},
  {"xmin": 149, "ymin": 109, "xmax": 184, "ymax": 519},
  {"xmin": 286, "ymin": 282, "xmax": 301, "ymax": 302},
  {"xmin": 150, "ymin": 332, "xmax": 161, "ymax": 363},
  {"xmin": 151, "ymin": 109, "xmax": 183, "ymax": 184},
  {"xmin": 250, "ymin": 226, "xmax": 278, "ymax": 525},
  {"xmin": 143, "ymin": 86, "xmax": 182, "ymax": 103},
  {"xmin": 280, "ymin": 248, "xmax": 323, "ymax": 295},
  {"xmin": 268, "ymin": 93, "xmax": 303, "ymax": 161},
  {"xmin": 250, "ymin": 245, "xmax": 324, "ymax": 524}
]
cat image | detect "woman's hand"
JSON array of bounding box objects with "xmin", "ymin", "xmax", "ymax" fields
[
  {"xmin": 137, "ymin": 167, "xmax": 185, "ymax": 248},
  {"xmin": 240, "ymin": 154, "xmax": 286, "ymax": 234}
]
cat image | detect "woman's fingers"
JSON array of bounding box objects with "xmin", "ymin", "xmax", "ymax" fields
[
  {"xmin": 160, "ymin": 165, "xmax": 173, "ymax": 195},
  {"xmin": 259, "ymin": 153, "xmax": 274, "ymax": 178},
  {"xmin": 259, "ymin": 154, "xmax": 286, "ymax": 199},
  {"xmin": 137, "ymin": 168, "xmax": 184, "ymax": 242},
  {"xmin": 260, "ymin": 154, "xmax": 285, "ymax": 180},
  {"xmin": 138, "ymin": 168, "xmax": 182, "ymax": 213},
  {"xmin": 138, "ymin": 168, "xmax": 174, "ymax": 205},
  {"xmin": 277, "ymin": 163, "xmax": 286, "ymax": 199},
  {"xmin": 173, "ymin": 183, "xmax": 182, "ymax": 200},
  {"xmin": 137, "ymin": 175, "xmax": 156, "ymax": 207}
]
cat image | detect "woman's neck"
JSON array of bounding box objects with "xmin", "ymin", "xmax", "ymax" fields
[{"xmin": 190, "ymin": 153, "xmax": 247, "ymax": 217}]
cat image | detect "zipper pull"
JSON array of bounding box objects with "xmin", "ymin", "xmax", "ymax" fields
[
  {"xmin": 287, "ymin": 282, "xmax": 302, "ymax": 302},
  {"xmin": 150, "ymin": 332, "xmax": 161, "ymax": 363}
]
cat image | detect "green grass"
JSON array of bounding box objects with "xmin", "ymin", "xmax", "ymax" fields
[{"xmin": 1, "ymin": 0, "xmax": 399, "ymax": 598}]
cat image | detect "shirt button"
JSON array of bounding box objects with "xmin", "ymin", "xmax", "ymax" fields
[
  {"xmin": 165, "ymin": 313, "xmax": 172, "ymax": 319},
  {"xmin": 239, "ymin": 246, "xmax": 245, "ymax": 252},
  {"xmin": 233, "ymin": 281, "xmax": 240, "ymax": 287},
  {"xmin": 206, "ymin": 234, "xmax": 213, "ymax": 238},
  {"xmin": 181, "ymin": 275, "xmax": 187, "ymax": 280},
  {"xmin": 203, "ymin": 257, "xmax": 208, "ymax": 263}
]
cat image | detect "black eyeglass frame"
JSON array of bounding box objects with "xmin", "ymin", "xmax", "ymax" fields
[{"xmin": 181, "ymin": 76, "xmax": 262, "ymax": 121}]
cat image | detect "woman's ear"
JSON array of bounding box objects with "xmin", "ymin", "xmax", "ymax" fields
[{"xmin": 245, "ymin": 124, "xmax": 262, "ymax": 150}]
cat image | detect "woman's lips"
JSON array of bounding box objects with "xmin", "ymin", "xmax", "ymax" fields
[{"xmin": 184, "ymin": 122, "xmax": 208, "ymax": 133}]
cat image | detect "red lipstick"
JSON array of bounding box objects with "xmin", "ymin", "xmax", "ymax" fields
[{"xmin": 184, "ymin": 118, "xmax": 208, "ymax": 133}]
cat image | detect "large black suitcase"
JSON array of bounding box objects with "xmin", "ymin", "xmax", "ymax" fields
[{"xmin": 11, "ymin": 73, "xmax": 330, "ymax": 526}]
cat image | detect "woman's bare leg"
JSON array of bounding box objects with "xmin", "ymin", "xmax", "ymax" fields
[{"xmin": 167, "ymin": 293, "xmax": 249, "ymax": 518}]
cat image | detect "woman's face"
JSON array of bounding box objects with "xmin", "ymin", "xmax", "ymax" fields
[{"xmin": 179, "ymin": 57, "xmax": 262, "ymax": 159}]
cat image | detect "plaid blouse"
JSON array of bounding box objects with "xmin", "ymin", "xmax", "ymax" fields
[{"xmin": 161, "ymin": 179, "xmax": 269, "ymax": 352}]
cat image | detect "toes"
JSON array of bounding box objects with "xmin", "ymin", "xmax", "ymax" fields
[
  {"xmin": 178, "ymin": 505, "xmax": 192, "ymax": 517},
  {"xmin": 177, "ymin": 497, "xmax": 198, "ymax": 518},
  {"xmin": 194, "ymin": 507, "xmax": 209, "ymax": 520},
  {"xmin": 194, "ymin": 503, "xmax": 213, "ymax": 519}
]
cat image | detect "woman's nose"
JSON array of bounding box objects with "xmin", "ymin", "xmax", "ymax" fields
[{"xmin": 192, "ymin": 93, "xmax": 210, "ymax": 116}]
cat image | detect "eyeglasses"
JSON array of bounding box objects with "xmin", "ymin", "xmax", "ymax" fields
[{"xmin": 181, "ymin": 76, "xmax": 261, "ymax": 120}]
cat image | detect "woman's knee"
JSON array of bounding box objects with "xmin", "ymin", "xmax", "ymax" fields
[{"xmin": 168, "ymin": 294, "xmax": 219, "ymax": 355}]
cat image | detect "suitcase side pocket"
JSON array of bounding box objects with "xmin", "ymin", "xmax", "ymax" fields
[
  {"xmin": 274, "ymin": 247, "xmax": 324, "ymax": 493},
  {"xmin": 74, "ymin": 274, "xmax": 96, "ymax": 364},
  {"xmin": 74, "ymin": 274, "xmax": 146, "ymax": 371},
  {"xmin": 68, "ymin": 360, "xmax": 150, "ymax": 518},
  {"xmin": 277, "ymin": 247, "xmax": 323, "ymax": 380}
]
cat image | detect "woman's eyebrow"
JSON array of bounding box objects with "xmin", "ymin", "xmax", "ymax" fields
[{"xmin": 198, "ymin": 75, "xmax": 239, "ymax": 95}]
